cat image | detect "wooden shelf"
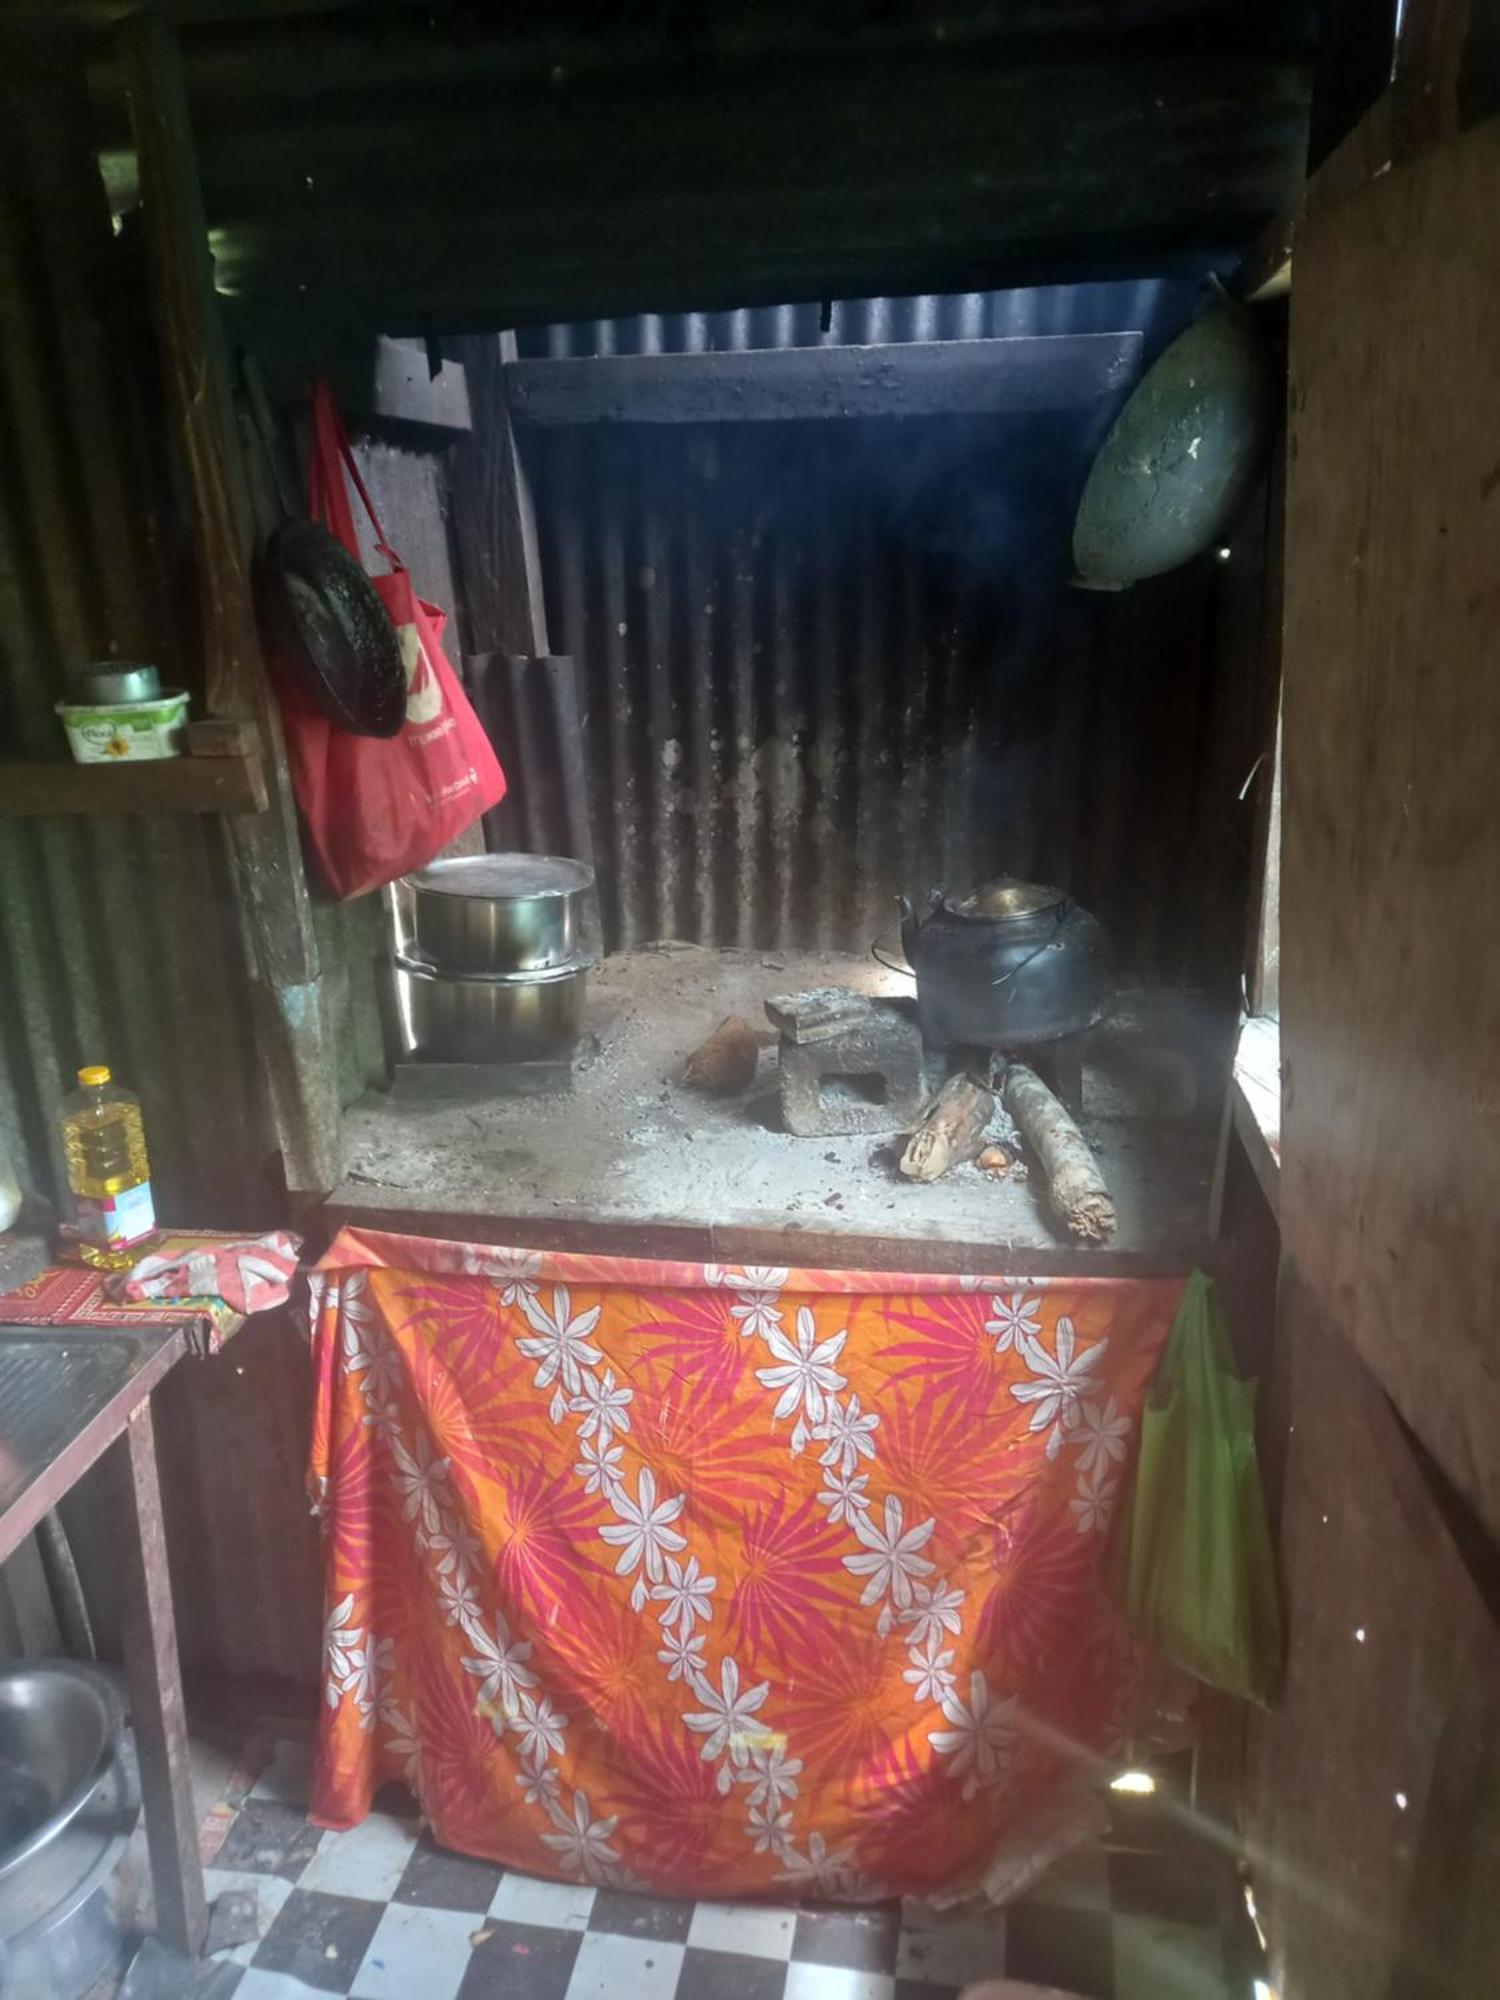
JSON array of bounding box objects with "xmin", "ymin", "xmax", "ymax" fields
[{"xmin": 0, "ymin": 750, "xmax": 268, "ymax": 818}]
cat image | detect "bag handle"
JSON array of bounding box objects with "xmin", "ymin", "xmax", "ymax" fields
[{"xmin": 308, "ymin": 378, "xmax": 404, "ymax": 572}]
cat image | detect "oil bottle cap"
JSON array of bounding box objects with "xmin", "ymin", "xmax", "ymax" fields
[{"xmin": 77, "ymin": 1065, "xmax": 111, "ymax": 1087}]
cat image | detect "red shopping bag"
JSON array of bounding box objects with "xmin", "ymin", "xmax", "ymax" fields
[{"xmin": 275, "ymin": 380, "xmax": 506, "ymax": 899}]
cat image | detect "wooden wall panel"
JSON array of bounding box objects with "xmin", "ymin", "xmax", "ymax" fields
[
  {"xmin": 1280, "ymin": 116, "xmax": 1500, "ymax": 1540},
  {"xmin": 1244, "ymin": 1274, "xmax": 1500, "ymax": 2000}
]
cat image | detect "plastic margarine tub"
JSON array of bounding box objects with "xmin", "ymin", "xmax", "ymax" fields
[{"xmin": 56, "ymin": 690, "xmax": 188, "ymax": 763}]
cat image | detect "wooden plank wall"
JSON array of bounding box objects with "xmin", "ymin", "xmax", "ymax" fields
[
  {"xmin": 1253, "ymin": 103, "xmax": 1500, "ymax": 2000},
  {"xmin": 1244, "ymin": 1272, "xmax": 1500, "ymax": 1998},
  {"xmin": 1279, "ymin": 116, "xmax": 1500, "ymax": 1542}
]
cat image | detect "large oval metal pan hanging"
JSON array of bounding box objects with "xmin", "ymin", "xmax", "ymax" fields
[
  {"xmin": 257, "ymin": 519, "xmax": 407, "ymax": 737},
  {"xmin": 1072, "ymin": 296, "xmax": 1275, "ymax": 588}
]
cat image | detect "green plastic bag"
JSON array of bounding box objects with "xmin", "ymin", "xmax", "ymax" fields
[{"xmin": 1109, "ymin": 1270, "xmax": 1282, "ymax": 1705}]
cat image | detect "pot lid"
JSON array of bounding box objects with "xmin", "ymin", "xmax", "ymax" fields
[
  {"xmin": 396, "ymin": 947, "xmax": 597, "ymax": 985},
  {"xmin": 944, "ymin": 877, "xmax": 1065, "ymax": 921},
  {"xmin": 407, "ymin": 854, "xmax": 594, "ymax": 899}
]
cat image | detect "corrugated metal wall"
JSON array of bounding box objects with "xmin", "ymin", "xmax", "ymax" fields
[
  {"xmin": 0, "ymin": 33, "xmax": 279, "ymax": 1222},
  {"xmin": 0, "ymin": 32, "xmax": 386, "ymax": 1690},
  {"xmin": 523, "ymin": 282, "xmax": 1263, "ymax": 989}
]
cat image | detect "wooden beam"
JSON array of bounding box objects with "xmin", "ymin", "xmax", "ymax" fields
[
  {"xmin": 447, "ymin": 333, "xmax": 549, "ymax": 657},
  {"xmin": 504, "ymin": 333, "xmax": 1143, "ymax": 429},
  {"xmin": 1392, "ymin": 0, "xmax": 1500, "ymax": 155},
  {"xmin": 110, "ymin": 1404, "xmax": 207, "ymax": 1959},
  {"xmin": 122, "ymin": 10, "xmax": 341, "ymax": 1192},
  {"xmin": 0, "ymin": 751, "xmax": 267, "ymax": 816}
]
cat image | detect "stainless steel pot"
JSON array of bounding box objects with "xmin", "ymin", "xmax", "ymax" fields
[
  {"xmin": 398, "ymin": 951, "xmax": 591, "ymax": 1064},
  {"xmin": 77, "ymin": 664, "xmax": 161, "ymax": 706},
  {"xmin": 406, "ymin": 854, "xmax": 595, "ymax": 974}
]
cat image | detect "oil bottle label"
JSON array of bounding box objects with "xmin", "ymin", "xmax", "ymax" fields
[{"xmin": 74, "ymin": 1180, "xmax": 155, "ymax": 1249}]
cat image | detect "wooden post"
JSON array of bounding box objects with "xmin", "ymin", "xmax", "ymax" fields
[
  {"xmin": 121, "ymin": 9, "xmax": 341, "ymax": 1191},
  {"xmin": 111, "ymin": 1404, "xmax": 207, "ymax": 1958},
  {"xmin": 447, "ymin": 332, "xmax": 550, "ymax": 659}
]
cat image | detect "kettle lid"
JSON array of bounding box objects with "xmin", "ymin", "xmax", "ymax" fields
[{"xmin": 945, "ymin": 877, "xmax": 1066, "ymax": 921}]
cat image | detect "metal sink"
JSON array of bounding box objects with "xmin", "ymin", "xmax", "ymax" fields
[{"xmin": 0, "ymin": 1327, "xmax": 176, "ymax": 1531}]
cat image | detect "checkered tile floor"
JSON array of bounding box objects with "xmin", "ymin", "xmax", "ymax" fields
[{"xmin": 189, "ymin": 1740, "xmax": 1230, "ymax": 2000}]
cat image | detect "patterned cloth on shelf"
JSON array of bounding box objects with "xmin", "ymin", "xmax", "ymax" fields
[
  {"xmin": 107, "ymin": 1228, "xmax": 302, "ymax": 1315},
  {"xmin": 0, "ymin": 1229, "xmax": 264, "ymax": 1356},
  {"xmin": 307, "ymin": 1227, "xmax": 1185, "ymax": 1907}
]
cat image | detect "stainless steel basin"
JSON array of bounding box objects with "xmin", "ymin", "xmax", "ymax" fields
[{"xmin": 0, "ymin": 1665, "xmax": 120, "ymax": 1883}]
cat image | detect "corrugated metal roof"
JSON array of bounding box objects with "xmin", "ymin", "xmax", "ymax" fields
[{"xmin": 89, "ymin": 3, "xmax": 1313, "ymax": 330}]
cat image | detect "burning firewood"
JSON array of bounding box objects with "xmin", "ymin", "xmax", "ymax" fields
[
  {"xmin": 900, "ymin": 1072, "xmax": 994, "ymax": 1183},
  {"xmin": 1001, "ymin": 1061, "xmax": 1116, "ymax": 1241}
]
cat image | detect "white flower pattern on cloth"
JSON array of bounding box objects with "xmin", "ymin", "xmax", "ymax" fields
[
  {"xmin": 461, "ymin": 1612, "xmax": 539, "ymax": 1717},
  {"xmin": 511, "ymin": 1690, "xmax": 568, "ymax": 1763},
  {"xmin": 657, "ymin": 1627, "xmax": 707, "ymax": 1684},
  {"xmin": 844, "ymin": 1494, "xmax": 937, "ymax": 1634},
  {"xmin": 539, "ymin": 1789, "xmax": 622, "ymax": 1882},
  {"xmin": 333, "ymin": 1270, "xmax": 373, "ymax": 1334},
  {"xmin": 749, "ymin": 1802, "xmax": 795, "ymax": 1856},
  {"xmin": 599, "ymin": 1466, "xmax": 688, "ymax": 1611},
  {"xmin": 740, "ymin": 1742, "xmax": 803, "ymax": 1814},
  {"xmin": 813, "ymin": 1392, "xmax": 880, "ymax": 1477},
  {"xmin": 756, "ymin": 1306, "xmax": 848, "ymax": 1452},
  {"xmin": 574, "ymin": 1435, "xmax": 624, "ymax": 1496},
  {"xmin": 817, "ymin": 1466, "xmax": 872, "ymax": 1526},
  {"xmin": 324, "ymin": 1594, "xmax": 370, "ymax": 1712},
  {"xmin": 570, "ymin": 1366, "xmax": 633, "ymax": 1446},
  {"xmin": 436, "ymin": 1570, "xmax": 480, "ymax": 1626},
  {"xmin": 1071, "ymin": 1395, "xmax": 1132, "ymax": 1477},
  {"xmin": 683, "ymin": 1658, "xmax": 772, "ymax": 1792},
  {"xmin": 517, "ymin": 1284, "xmax": 605, "ymax": 1422},
  {"xmin": 427, "ymin": 1517, "xmax": 481, "ymax": 1578},
  {"xmin": 776, "ymin": 1830, "xmax": 860, "ymax": 1897},
  {"xmin": 650, "ymin": 1553, "xmax": 716, "ymax": 1635},
  {"xmin": 985, "ymin": 1291, "xmax": 1042, "ymax": 1353},
  {"xmin": 898, "ymin": 1577, "xmax": 965, "ymax": 1650},
  {"xmin": 730, "ymin": 1269, "xmax": 790, "ymax": 1341},
  {"xmin": 458, "ymin": 1244, "xmax": 544, "ymax": 1304},
  {"xmin": 928, "ymin": 1669, "xmax": 1017, "ymax": 1799},
  {"xmin": 518, "ymin": 1752, "xmax": 562, "ymax": 1808},
  {"xmin": 389, "ymin": 1431, "xmax": 454, "ymax": 1536},
  {"xmin": 1010, "ymin": 1315, "xmax": 1109, "ymax": 1459},
  {"xmin": 1071, "ymin": 1463, "xmax": 1120, "ymax": 1535},
  {"xmin": 903, "ymin": 1630, "xmax": 958, "ymax": 1706}
]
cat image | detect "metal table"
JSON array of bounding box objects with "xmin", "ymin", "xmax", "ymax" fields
[{"xmin": 0, "ymin": 1321, "xmax": 207, "ymax": 1956}]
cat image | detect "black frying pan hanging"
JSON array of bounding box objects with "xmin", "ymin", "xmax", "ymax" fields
[
  {"xmin": 257, "ymin": 517, "xmax": 407, "ymax": 738},
  {"xmin": 240, "ymin": 351, "xmax": 407, "ymax": 740}
]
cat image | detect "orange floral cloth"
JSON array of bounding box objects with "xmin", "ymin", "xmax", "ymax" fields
[{"xmin": 308, "ymin": 1228, "xmax": 1183, "ymax": 1904}]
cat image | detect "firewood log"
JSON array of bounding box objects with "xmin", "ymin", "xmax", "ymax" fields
[
  {"xmin": 1001, "ymin": 1061, "xmax": 1116, "ymax": 1241},
  {"xmin": 900, "ymin": 1072, "xmax": 994, "ymax": 1183},
  {"xmin": 682, "ymin": 1015, "xmax": 763, "ymax": 1095}
]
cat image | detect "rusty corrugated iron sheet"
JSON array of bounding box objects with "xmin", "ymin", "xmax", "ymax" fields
[
  {"xmin": 520, "ymin": 284, "xmax": 1263, "ymax": 990},
  {"xmin": 126, "ymin": 4, "xmax": 1311, "ymax": 330},
  {"xmin": 0, "ymin": 35, "xmax": 278, "ymax": 1224}
]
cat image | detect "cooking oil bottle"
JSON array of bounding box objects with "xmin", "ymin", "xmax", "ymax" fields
[{"xmin": 62, "ymin": 1065, "xmax": 157, "ymax": 1270}]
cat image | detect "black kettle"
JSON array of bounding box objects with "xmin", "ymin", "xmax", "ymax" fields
[{"xmin": 898, "ymin": 877, "xmax": 1110, "ymax": 1052}]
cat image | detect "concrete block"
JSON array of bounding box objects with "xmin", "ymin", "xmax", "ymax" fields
[{"xmin": 777, "ymin": 1002, "xmax": 927, "ymax": 1136}]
